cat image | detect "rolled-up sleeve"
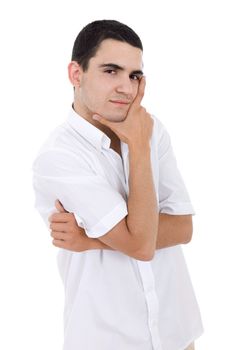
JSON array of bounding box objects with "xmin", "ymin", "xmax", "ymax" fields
[
  {"xmin": 33, "ymin": 149, "xmax": 128, "ymax": 238},
  {"xmin": 158, "ymin": 125, "xmax": 195, "ymax": 215}
]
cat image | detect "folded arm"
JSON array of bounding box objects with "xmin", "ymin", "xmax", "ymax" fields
[
  {"xmin": 88, "ymin": 214, "xmax": 193, "ymax": 249},
  {"xmin": 50, "ymin": 201, "xmax": 193, "ymax": 254},
  {"xmin": 87, "ymin": 213, "xmax": 193, "ymax": 251}
]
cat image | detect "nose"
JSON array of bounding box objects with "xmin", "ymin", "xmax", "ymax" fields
[{"xmin": 115, "ymin": 75, "xmax": 134, "ymax": 97}]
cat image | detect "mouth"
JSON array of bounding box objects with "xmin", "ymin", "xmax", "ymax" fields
[{"xmin": 109, "ymin": 100, "xmax": 130, "ymax": 106}]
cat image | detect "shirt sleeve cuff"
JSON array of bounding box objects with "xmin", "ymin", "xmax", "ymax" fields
[
  {"xmin": 74, "ymin": 201, "xmax": 128, "ymax": 238},
  {"xmin": 159, "ymin": 202, "xmax": 196, "ymax": 215}
]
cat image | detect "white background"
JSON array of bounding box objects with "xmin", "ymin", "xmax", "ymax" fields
[{"xmin": 0, "ymin": 0, "xmax": 232, "ymax": 349}]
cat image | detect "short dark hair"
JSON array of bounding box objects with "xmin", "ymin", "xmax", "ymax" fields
[{"xmin": 71, "ymin": 20, "xmax": 143, "ymax": 71}]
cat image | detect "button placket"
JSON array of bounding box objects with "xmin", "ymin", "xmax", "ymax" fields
[{"xmin": 137, "ymin": 261, "xmax": 163, "ymax": 350}]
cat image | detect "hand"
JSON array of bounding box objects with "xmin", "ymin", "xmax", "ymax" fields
[
  {"xmin": 92, "ymin": 76, "xmax": 154, "ymax": 148},
  {"xmin": 48, "ymin": 200, "xmax": 90, "ymax": 252}
]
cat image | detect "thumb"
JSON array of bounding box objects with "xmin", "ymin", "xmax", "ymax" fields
[{"xmin": 55, "ymin": 199, "xmax": 67, "ymax": 213}]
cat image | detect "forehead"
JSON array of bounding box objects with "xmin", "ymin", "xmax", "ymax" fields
[{"xmin": 90, "ymin": 39, "xmax": 143, "ymax": 70}]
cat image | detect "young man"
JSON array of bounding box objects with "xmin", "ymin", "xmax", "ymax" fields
[{"xmin": 33, "ymin": 20, "xmax": 203, "ymax": 350}]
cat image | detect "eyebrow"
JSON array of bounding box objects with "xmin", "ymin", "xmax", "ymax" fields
[{"xmin": 98, "ymin": 63, "xmax": 144, "ymax": 76}]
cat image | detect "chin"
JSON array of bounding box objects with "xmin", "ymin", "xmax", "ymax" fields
[
  {"xmin": 113, "ymin": 115, "xmax": 126, "ymax": 122},
  {"xmin": 105, "ymin": 112, "xmax": 127, "ymax": 122}
]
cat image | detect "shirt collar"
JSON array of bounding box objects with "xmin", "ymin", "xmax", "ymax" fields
[{"xmin": 67, "ymin": 107, "xmax": 111, "ymax": 152}]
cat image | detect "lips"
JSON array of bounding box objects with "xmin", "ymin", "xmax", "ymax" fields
[{"xmin": 110, "ymin": 100, "xmax": 130, "ymax": 105}]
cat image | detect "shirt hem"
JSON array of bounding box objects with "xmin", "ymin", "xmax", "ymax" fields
[{"xmin": 176, "ymin": 328, "xmax": 204, "ymax": 350}]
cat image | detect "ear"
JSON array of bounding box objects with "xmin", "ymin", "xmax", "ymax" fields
[{"xmin": 68, "ymin": 61, "xmax": 83, "ymax": 89}]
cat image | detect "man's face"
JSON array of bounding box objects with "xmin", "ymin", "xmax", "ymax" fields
[{"xmin": 77, "ymin": 39, "xmax": 144, "ymax": 122}]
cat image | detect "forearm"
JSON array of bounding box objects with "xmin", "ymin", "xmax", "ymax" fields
[
  {"xmin": 87, "ymin": 146, "xmax": 158, "ymax": 256},
  {"xmin": 88, "ymin": 237, "xmax": 115, "ymax": 250},
  {"xmin": 87, "ymin": 213, "xmax": 192, "ymax": 251},
  {"xmin": 126, "ymin": 144, "xmax": 158, "ymax": 256},
  {"xmin": 156, "ymin": 213, "xmax": 193, "ymax": 249}
]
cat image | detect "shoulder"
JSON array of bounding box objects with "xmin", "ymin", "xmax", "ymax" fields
[
  {"xmin": 35, "ymin": 121, "xmax": 82, "ymax": 155},
  {"xmin": 32, "ymin": 124, "xmax": 92, "ymax": 177}
]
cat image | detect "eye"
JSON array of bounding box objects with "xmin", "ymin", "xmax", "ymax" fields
[
  {"xmin": 130, "ymin": 74, "xmax": 140, "ymax": 81},
  {"xmin": 104, "ymin": 69, "xmax": 116, "ymax": 75}
]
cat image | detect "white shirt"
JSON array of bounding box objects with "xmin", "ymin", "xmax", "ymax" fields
[{"xmin": 33, "ymin": 108, "xmax": 203, "ymax": 350}]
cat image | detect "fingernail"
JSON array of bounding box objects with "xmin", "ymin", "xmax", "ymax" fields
[{"xmin": 93, "ymin": 114, "xmax": 100, "ymax": 121}]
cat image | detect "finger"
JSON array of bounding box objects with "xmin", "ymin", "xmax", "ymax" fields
[
  {"xmin": 50, "ymin": 222, "xmax": 70, "ymax": 232},
  {"xmin": 55, "ymin": 199, "xmax": 67, "ymax": 213},
  {"xmin": 92, "ymin": 113, "xmax": 123, "ymax": 136},
  {"xmin": 49, "ymin": 212, "xmax": 73, "ymax": 223},
  {"xmin": 131, "ymin": 75, "xmax": 146, "ymax": 107},
  {"xmin": 50, "ymin": 230, "xmax": 67, "ymax": 241},
  {"xmin": 92, "ymin": 114, "xmax": 115, "ymax": 129},
  {"xmin": 52, "ymin": 239, "xmax": 69, "ymax": 249}
]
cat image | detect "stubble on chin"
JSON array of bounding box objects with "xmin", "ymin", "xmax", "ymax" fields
[
  {"xmin": 105, "ymin": 114, "xmax": 127, "ymax": 123},
  {"xmin": 103, "ymin": 108, "xmax": 128, "ymax": 122}
]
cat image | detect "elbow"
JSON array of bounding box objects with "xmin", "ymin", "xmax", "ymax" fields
[
  {"xmin": 136, "ymin": 232, "xmax": 158, "ymax": 261},
  {"xmin": 183, "ymin": 223, "xmax": 193, "ymax": 244},
  {"xmin": 141, "ymin": 251, "xmax": 155, "ymax": 261},
  {"xmin": 131, "ymin": 228, "xmax": 158, "ymax": 261},
  {"xmin": 136, "ymin": 245, "xmax": 156, "ymax": 261}
]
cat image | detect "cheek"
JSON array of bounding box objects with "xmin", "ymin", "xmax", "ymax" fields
[{"xmin": 81, "ymin": 83, "xmax": 108, "ymax": 110}]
